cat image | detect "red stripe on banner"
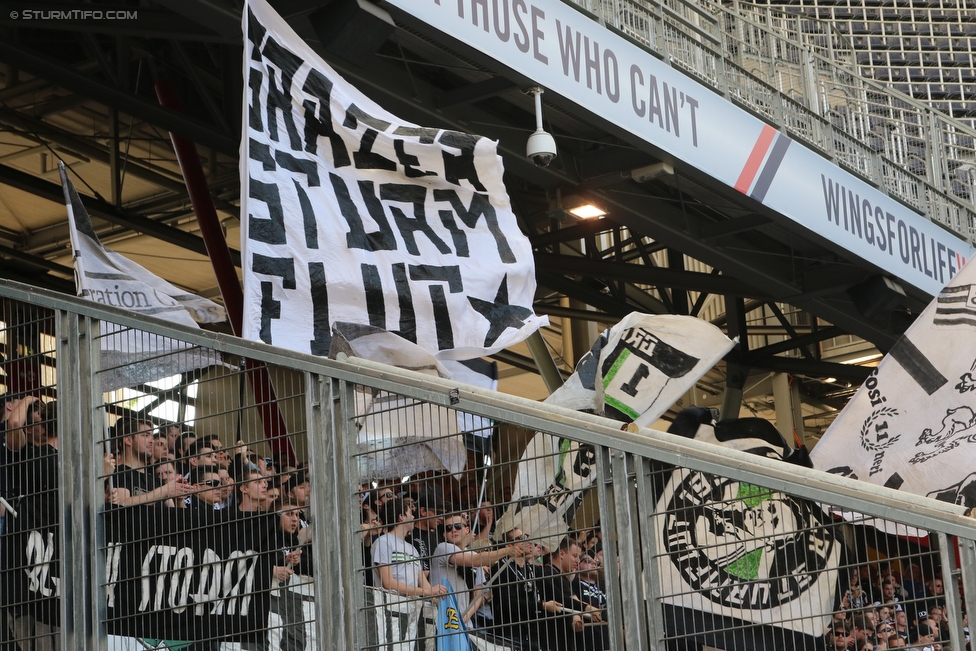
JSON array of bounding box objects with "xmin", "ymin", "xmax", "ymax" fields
[{"xmin": 734, "ymin": 125, "xmax": 777, "ymax": 194}]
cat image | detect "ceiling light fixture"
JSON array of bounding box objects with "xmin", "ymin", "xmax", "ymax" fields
[{"xmin": 560, "ymin": 193, "xmax": 607, "ymax": 219}]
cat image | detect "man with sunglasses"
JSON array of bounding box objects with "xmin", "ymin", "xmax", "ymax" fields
[
  {"xmin": 877, "ymin": 622, "xmax": 897, "ymax": 645},
  {"xmin": 430, "ymin": 514, "xmax": 522, "ymax": 627},
  {"xmin": 372, "ymin": 486, "xmax": 397, "ymax": 509},
  {"xmin": 186, "ymin": 465, "xmax": 223, "ymax": 510}
]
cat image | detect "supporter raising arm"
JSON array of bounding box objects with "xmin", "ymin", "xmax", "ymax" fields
[
  {"xmin": 431, "ymin": 514, "xmax": 523, "ymax": 624},
  {"xmin": 2, "ymin": 396, "xmax": 44, "ymax": 451}
]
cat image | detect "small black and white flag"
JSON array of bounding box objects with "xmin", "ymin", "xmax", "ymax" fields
[
  {"xmin": 934, "ymin": 283, "xmax": 976, "ymax": 327},
  {"xmin": 496, "ymin": 314, "xmax": 734, "ymax": 548},
  {"xmin": 62, "ymin": 163, "xmax": 225, "ymax": 391},
  {"xmin": 598, "ymin": 313, "xmax": 735, "ymax": 427}
]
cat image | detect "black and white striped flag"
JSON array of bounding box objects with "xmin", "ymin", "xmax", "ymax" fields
[{"xmin": 934, "ymin": 284, "xmax": 976, "ymax": 327}]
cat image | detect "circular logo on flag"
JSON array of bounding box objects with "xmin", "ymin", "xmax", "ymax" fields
[
  {"xmin": 662, "ymin": 470, "xmax": 837, "ymax": 609},
  {"xmin": 860, "ymin": 406, "xmax": 900, "ymax": 453}
]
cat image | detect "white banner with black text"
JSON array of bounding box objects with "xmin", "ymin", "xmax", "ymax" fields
[{"xmin": 242, "ymin": 0, "xmax": 546, "ymax": 360}]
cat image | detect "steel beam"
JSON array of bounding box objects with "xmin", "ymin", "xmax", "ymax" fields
[
  {"xmin": 149, "ymin": 0, "xmax": 241, "ymax": 38},
  {"xmin": 25, "ymin": 180, "xmax": 240, "ymax": 257},
  {"xmin": 0, "ymin": 107, "xmax": 190, "ymax": 193},
  {"xmin": 535, "ymin": 252, "xmax": 761, "ymax": 296},
  {"xmin": 537, "ymin": 271, "xmax": 633, "ymax": 318},
  {"xmin": 0, "ymin": 243, "xmax": 73, "ymax": 276},
  {"xmin": 0, "ymin": 261, "xmax": 74, "ymax": 293},
  {"xmin": 747, "ymin": 325, "xmax": 843, "ymax": 358},
  {"xmin": 437, "ymin": 76, "xmax": 517, "ymax": 108},
  {"xmin": 530, "ymin": 218, "xmax": 622, "ymax": 248},
  {"xmin": 739, "ymin": 353, "xmax": 872, "ymax": 381},
  {"xmin": 0, "ymin": 42, "xmax": 237, "ymax": 155},
  {"xmin": 0, "ymin": 162, "xmax": 241, "ymax": 266}
]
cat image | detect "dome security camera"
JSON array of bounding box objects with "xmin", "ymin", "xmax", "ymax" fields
[
  {"xmin": 526, "ymin": 87, "xmax": 556, "ymax": 167},
  {"xmin": 527, "ymin": 129, "xmax": 557, "ymax": 168}
]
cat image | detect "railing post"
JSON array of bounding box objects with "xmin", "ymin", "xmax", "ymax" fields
[
  {"xmin": 85, "ymin": 315, "xmax": 108, "ymax": 651},
  {"xmin": 938, "ymin": 532, "xmax": 967, "ymax": 651},
  {"xmin": 956, "ymin": 538, "xmax": 976, "ymax": 648},
  {"xmin": 597, "ymin": 445, "xmax": 650, "ymax": 651},
  {"xmin": 595, "ymin": 445, "xmax": 625, "ymax": 651},
  {"xmin": 649, "ymin": 0, "xmax": 666, "ymax": 55},
  {"xmin": 635, "ymin": 457, "xmax": 665, "ymax": 646},
  {"xmin": 57, "ymin": 311, "xmax": 100, "ymax": 650},
  {"xmin": 959, "ymin": 537, "xmax": 976, "ymax": 628},
  {"xmin": 928, "ymin": 110, "xmax": 944, "ymax": 189},
  {"xmin": 306, "ymin": 373, "xmax": 362, "ymax": 651},
  {"xmin": 802, "ymin": 49, "xmax": 821, "ymax": 115}
]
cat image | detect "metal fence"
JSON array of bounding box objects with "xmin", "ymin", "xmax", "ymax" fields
[
  {"xmin": 1, "ymin": 279, "xmax": 976, "ymax": 651},
  {"xmin": 572, "ymin": 0, "xmax": 976, "ymax": 245}
]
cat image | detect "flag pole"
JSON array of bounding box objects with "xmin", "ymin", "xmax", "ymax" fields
[
  {"xmin": 474, "ymin": 455, "xmax": 491, "ymax": 527},
  {"xmin": 461, "ymin": 558, "xmax": 512, "ymax": 623},
  {"xmin": 525, "ymin": 331, "xmax": 564, "ymax": 394}
]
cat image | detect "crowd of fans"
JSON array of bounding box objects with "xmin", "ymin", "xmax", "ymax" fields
[
  {"xmin": 0, "ymin": 397, "xmax": 316, "ymax": 651},
  {"xmin": 2, "ymin": 395, "xmax": 973, "ymax": 651},
  {"xmin": 104, "ymin": 414, "xmax": 313, "ymax": 520},
  {"xmin": 825, "ymin": 564, "xmax": 968, "ymax": 651},
  {"xmin": 359, "ymin": 483, "xmax": 609, "ymax": 651}
]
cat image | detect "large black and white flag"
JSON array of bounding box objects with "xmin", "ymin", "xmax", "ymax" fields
[
  {"xmin": 62, "ymin": 163, "xmax": 225, "ymax": 391},
  {"xmin": 495, "ymin": 314, "xmax": 734, "ymax": 548},
  {"xmin": 241, "ymin": 0, "xmax": 546, "ymax": 360},
  {"xmin": 812, "ymin": 257, "xmax": 976, "ymax": 520},
  {"xmin": 657, "ymin": 409, "xmax": 844, "ymax": 649}
]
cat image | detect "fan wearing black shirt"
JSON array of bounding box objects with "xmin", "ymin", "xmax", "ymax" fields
[
  {"xmin": 405, "ymin": 489, "xmax": 444, "ymax": 573},
  {"xmin": 572, "ymin": 553, "xmax": 609, "ymax": 651},
  {"xmin": 0, "ymin": 399, "xmax": 62, "ymax": 651},
  {"xmin": 539, "ymin": 539, "xmax": 583, "ymax": 651},
  {"xmin": 1, "ymin": 398, "xmax": 58, "ymax": 504},
  {"xmin": 492, "ymin": 529, "xmax": 562, "ymax": 650},
  {"xmin": 268, "ymin": 497, "xmax": 312, "ymax": 651},
  {"xmin": 112, "ymin": 417, "xmax": 192, "ymax": 507},
  {"xmin": 185, "ymin": 465, "xmax": 223, "ymax": 509}
]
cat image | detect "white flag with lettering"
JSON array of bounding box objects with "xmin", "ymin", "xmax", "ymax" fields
[
  {"xmin": 496, "ymin": 314, "xmax": 735, "ymax": 548},
  {"xmin": 812, "ymin": 257, "xmax": 976, "ymax": 516},
  {"xmin": 62, "ymin": 163, "xmax": 225, "ymax": 392},
  {"xmin": 241, "ymin": 0, "xmax": 546, "ymax": 360}
]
